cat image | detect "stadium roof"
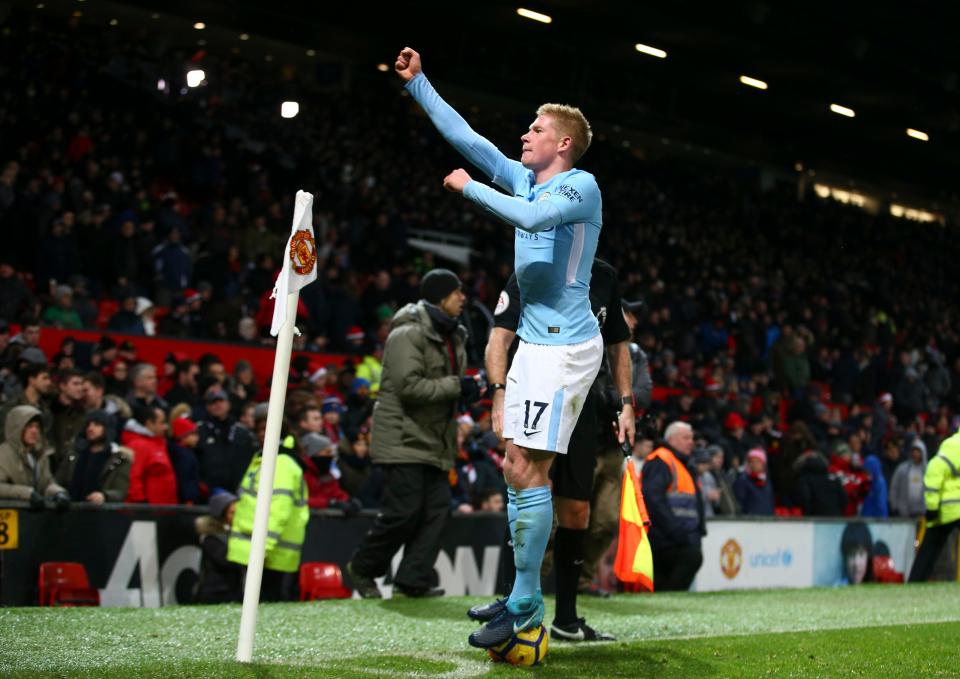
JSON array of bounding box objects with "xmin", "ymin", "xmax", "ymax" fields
[{"xmin": 65, "ymin": 0, "xmax": 960, "ymax": 202}]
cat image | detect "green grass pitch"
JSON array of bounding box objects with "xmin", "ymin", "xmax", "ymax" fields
[{"xmin": 3, "ymin": 584, "xmax": 959, "ymax": 677}]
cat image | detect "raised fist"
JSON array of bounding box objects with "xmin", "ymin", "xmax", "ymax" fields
[
  {"xmin": 443, "ymin": 168, "xmax": 473, "ymax": 194},
  {"xmin": 395, "ymin": 47, "xmax": 422, "ymax": 82}
]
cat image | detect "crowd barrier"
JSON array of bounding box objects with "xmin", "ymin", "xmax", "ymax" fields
[{"xmin": 1, "ymin": 504, "xmax": 944, "ymax": 607}]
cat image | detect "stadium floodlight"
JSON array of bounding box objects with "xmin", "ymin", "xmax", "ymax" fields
[
  {"xmin": 906, "ymin": 128, "xmax": 929, "ymax": 142},
  {"xmin": 830, "ymin": 103, "xmax": 855, "ymax": 118},
  {"xmin": 186, "ymin": 69, "xmax": 205, "ymax": 88},
  {"xmin": 635, "ymin": 43, "xmax": 667, "ymax": 59},
  {"xmin": 377, "ymin": 63, "xmax": 390, "ymax": 72},
  {"xmin": 239, "ymin": 33, "xmax": 250, "ymax": 41},
  {"xmin": 109, "ymin": 18, "xmax": 118, "ymax": 26},
  {"xmin": 193, "ymin": 22, "xmax": 205, "ymax": 30},
  {"xmin": 517, "ymin": 7, "xmax": 552, "ymax": 23},
  {"xmin": 156, "ymin": 78, "xmax": 166, "ymax": 91},
  {"xmin": 306, "ymin": 49, "xmax": 316, "ymax": 57},
  {"xmin": 739, "ymin": 75, "xmax": 768, "ymax": 90},
  {"xmin": 281, "ymin": 101, "xmax": 299, "ymax": 119}
]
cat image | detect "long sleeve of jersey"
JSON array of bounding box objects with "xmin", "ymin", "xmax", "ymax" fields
[
  {"xmin": 463, "ymin": 181, "xmax": 563, "ymax": 233},
  {"xmin": 405, "ymin": 74, "xmax": 526, "ymax": 192}
]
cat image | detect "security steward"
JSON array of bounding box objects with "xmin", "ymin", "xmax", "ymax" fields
[
  {"xmin": 908, "ymin": 430, "xmax": 960, "ymax": 582},
  {"xmin": 227, "ymin": 412, "xmax": 308, "ymax": 602},
  {"xmin": 641, "ymin": 420, "xmax": 706, "ymax": 591},
  {"xmin": 485, "ymin": 258, "xmax": 635, "ymax": 641}
]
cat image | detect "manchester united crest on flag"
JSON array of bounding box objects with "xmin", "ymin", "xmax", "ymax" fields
[{"xmin": 289, "ymin": 229, "xmax": 316, "ymax": 275}]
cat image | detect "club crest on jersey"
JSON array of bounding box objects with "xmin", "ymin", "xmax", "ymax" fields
[
  {"xmin": 289, "ymin": 229, "xmax": 317, "ymax": 275},
  {"xmin": 495, "ymin": 290, "xmax": 510, "ymax": 316}
]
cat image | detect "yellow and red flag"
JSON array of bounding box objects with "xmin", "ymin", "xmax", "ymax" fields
[{"xmin": 613, "ymin": 461, "xmax": 654, "ymax": 592}]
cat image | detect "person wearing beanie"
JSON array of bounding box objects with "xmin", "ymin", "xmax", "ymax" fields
[
  {"xmin": 55, "ymin": 409, "xmax": 132, "ymax": 504},
  {"xmin": 195, "ymin": 491, "xmax": 243, "ymax": 604},
  {"xmin": 168, "ymin": 417, "xmax": 202, "ymax": 504},
  {"xmin": 347, "ymin": 267, "xmax": 478, "ymax": 599},
  {"xmin": 733, "ymin": 448, "xmax": 775, "ymax": 516}
]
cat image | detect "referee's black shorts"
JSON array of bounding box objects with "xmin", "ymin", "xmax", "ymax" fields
[{"xmin": 550, "ymin": 388, "xmax": 601, "ymax": 501}]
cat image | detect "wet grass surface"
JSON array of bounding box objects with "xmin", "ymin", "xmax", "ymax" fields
[{"xmin": 2, "ymin": 583, "xmax": 958, "ymax": 677}]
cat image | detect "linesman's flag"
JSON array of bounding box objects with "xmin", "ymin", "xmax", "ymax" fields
[
  {"xmin": 270, "ymin": 190, "xmax": 317, "ymax": 336},
  {"xmin": 613, "ymin": 461, "xmax": 654, "ymax": 591}
]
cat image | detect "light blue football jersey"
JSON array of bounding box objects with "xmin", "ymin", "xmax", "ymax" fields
[{"xmin": 406, "ymin": 74, "xmax": 602, "ymax": 345}]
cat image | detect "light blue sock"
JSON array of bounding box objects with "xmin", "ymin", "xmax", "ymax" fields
[
  {"xmin": 507, "ymin": 485, "xmax": 552, "ymax": 613},
  {"xmin": 507, "ymin": 487, "xmax": 518, "ymax": 546}
]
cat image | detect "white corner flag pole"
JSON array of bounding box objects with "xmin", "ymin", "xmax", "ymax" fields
[{"xmin": 237, "ymin": 191, "xmax": 317, "ymax": 663}]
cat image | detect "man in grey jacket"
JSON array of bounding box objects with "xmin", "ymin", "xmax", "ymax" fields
[
  {"xmin": 347, "ymin": 269, "xmax": 478, "ymax": 598},
  {"xmin": 0, "ymin": 405, "xmax": 70, "ymax": 509}
]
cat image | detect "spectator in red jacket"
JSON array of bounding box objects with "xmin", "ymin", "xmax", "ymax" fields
[
  {"xmin": 301, "ymin": 432, "xmax": 358, "ymax": 514},
  {"xmin": 828, "ymin": 442, "xmax": 870, "ymax": 516},
  {"xmin": 122, "ymin": 405, "xmax": 178, "ymax": 504}
]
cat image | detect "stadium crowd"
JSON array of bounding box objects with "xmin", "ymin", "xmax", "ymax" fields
[{"xmin": 1, "ymin": 8, "xmax": 960, "ymax": 524}]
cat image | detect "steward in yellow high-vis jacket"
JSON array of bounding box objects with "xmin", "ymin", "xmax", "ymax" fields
[
  {"xmin": 227, "ymin": 428, "xmax": 309, "ymax": 601},
  {"xmin": 907, "ymin": 431, "xmax": 960, "ymax": 582}
]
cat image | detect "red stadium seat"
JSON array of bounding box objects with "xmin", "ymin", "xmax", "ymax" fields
[
  {"xmin": 38, "ymin": 562, "xmax": 100, "ymax": 607},
  {"xmin": 299, "ymin": 562, "xmax": 352, "ymax": 600}
]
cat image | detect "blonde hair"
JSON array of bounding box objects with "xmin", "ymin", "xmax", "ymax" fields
[{"xmin": 536, "ymin": 103, "xmax": 593, "ymax": 163}]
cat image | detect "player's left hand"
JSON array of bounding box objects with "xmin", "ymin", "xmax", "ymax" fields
[
  {"xmin": 617, "ymin": 405, "xmax": 636, "ymax": 448},
  {"xmin": 443, "ymin": 168, "xmax": 472, "ymax": 193}
]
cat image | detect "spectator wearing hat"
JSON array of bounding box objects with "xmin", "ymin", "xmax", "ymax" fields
[
  {"xmin": 721, "ymin": 411, "xmax": 749, "ymax": 470},
  {"xmin": 56, "ymin": 410, "xmax": 132, "ymax": 504},
  {"xmin": 320, "ymin": 396, "xmax": 346, "ymax": 445},
  {"xmin": 346, "ymin": 268, "xmax": 473, "ymax": 599},
  {"xmin": 0, "ymin": 405, "xmax": 70, "ymax": 509},
  {"xmin": 828, "ymin": 441, "xmax": 870, "ymax": 516},
  {"xmin": 0, "ymin": 363, "xmax": 54, "ymax": 444},
  {"xmin": 793, "ymin": 450, "xmax": 846, "ymax": 516},
  {"xmin": 41, "ymin": 285, "xmax": 82, "ymax": 330},
  {"xmin": 733, "ymin": 448, "xmax": 775, "ymax": 516},
  {"xmin": 195, "ymin": 387, "xmax": 256, "ymax": 497},
  {"xmin": 301, "ymin": 432, "xmax": 358, "ymax": 513},
  {"xmin": 169, "ymin": 417, "xmax": 202, "ymax": 504},
  {"xmin": 860, "ymin": 452, "xmax": 889, "ymax": 518},
  {"xmin": 344, "ymin": 378, "xmax": 374, "ymax": 440},
  {"xmin": 194, "ymin": 491, "xmax": 243, "ymax": 604},
  {"xmin": 123, "ymin": 404, "xmax": 177, "ymax": 504}
]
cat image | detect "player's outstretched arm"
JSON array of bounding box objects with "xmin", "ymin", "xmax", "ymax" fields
[
  {"xmin": 445, "ymin": 167, "xmax": 599, "ymax": 235},
  {"xmin": 396, "ymin": 47, "xmax": 525, "ymax": 192}
]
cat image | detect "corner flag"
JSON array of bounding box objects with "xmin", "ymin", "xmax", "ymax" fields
[
  {"xmin": 270, "ymin": 190, "xmax": 317, "ymax": 336},
  {"xmin": 613, "ymin": 462, "xmax": 654, "ymax": 592}
]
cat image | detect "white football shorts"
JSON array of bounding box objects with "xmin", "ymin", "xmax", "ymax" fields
[{"xmin": 502, "ymin": 333, "xmax": 604, "ymax": 454}]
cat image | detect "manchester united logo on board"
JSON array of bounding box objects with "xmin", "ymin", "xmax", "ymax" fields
[
  {"xmin": 720, "ymin": 538, "xmax": 742, "ymax": 579},
  {"xmin": 289, "ymin": 229, "xmax": 317, "ymax": 275}
]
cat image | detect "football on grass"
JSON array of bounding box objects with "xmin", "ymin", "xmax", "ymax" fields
[{"xmin": 487, "ymin": 625, "xmax": 549, "ymax": 666}]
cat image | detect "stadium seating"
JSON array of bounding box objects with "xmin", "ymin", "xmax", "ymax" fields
[
  {"xmin": 38, "ymin": 562, "xmax": 100, "ymax": 607},
  {"xmin": 299, "ymin": 562, "xmax": 352, "ymax": 600}
]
